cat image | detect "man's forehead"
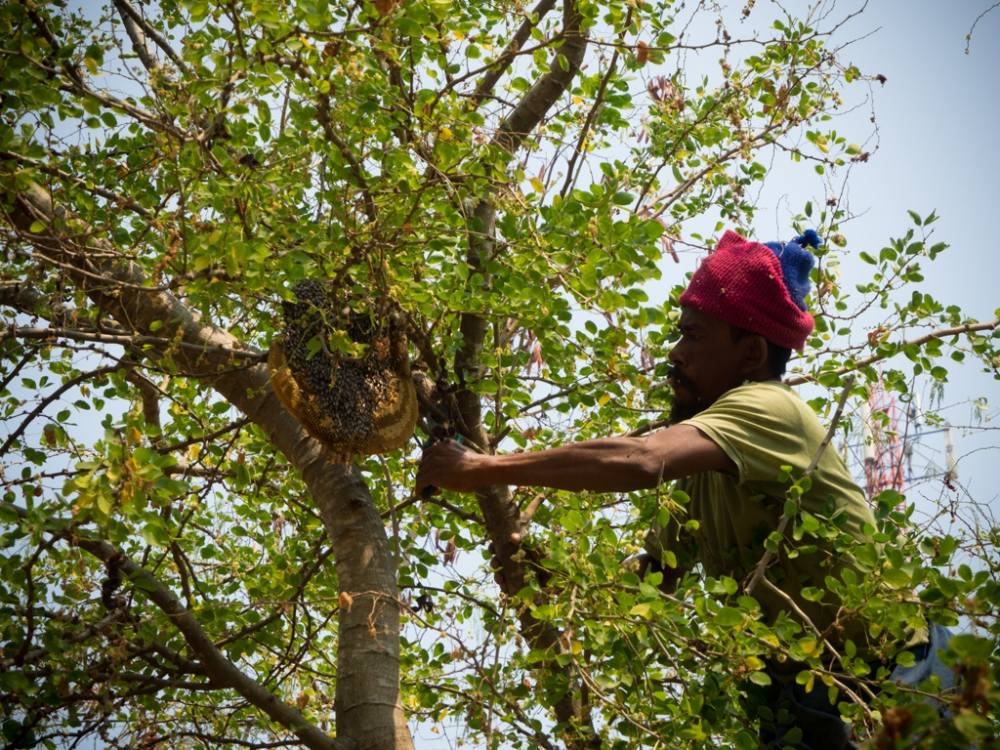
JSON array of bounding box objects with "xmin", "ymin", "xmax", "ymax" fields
[{"xmin": 678, "ymin": 306, "xmax": 723, "ymax": 329}]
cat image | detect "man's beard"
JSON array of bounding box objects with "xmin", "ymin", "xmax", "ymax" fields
[
  {"xmin": 668, "ymin": 397, "xmax": 704, "ymax": 425},
  {"xmin": 667, "ymin": 366, "xmax": 705, "ymax": 425}
]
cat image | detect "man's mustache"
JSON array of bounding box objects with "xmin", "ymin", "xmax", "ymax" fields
[{"xmin": 667, "ymin": 366, "xmax": 695, "ymax": 391}]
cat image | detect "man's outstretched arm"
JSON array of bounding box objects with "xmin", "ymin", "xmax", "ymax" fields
[{"xmin": 414, "ymin": 424, "xmax": 734, "ymax": 494}]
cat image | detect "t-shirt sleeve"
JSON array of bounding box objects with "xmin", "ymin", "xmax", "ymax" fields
[{"xmin": 682, "ymin": 385, "xmax": 810, "ymax": 486}]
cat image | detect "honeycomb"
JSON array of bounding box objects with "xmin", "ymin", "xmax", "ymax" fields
[{"xmin": 268, "ymin": 280, "xmax": 417, "ymax": 456}]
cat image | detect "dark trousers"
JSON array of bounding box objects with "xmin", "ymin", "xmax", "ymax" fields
[
  {"xmin": 743, "ymin": 639, "xmax": 935, "ymax": 749},
  {"xmin": 742, "ymin": 676, "xmax": 857, "ymax": 750}
]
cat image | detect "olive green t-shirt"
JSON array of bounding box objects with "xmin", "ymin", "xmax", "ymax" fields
[{"xmin": 646, "ymin": 380, "xmax": 877, "ymax": 649}]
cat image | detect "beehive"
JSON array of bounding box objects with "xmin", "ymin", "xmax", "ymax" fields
[{"xmin": 268, "ymin": 280, "xmax": 417, "ymax": 456}]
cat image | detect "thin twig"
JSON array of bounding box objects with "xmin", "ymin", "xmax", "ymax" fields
[
  {"xmin": 786, "ymin": 318, "xmax": 1000, "ymax": 386},
  {"xmin": 8, "ymin": 326, "xmax": 265, "ymax": 362},
  {"xmin": 757, "ymin": 577, "xmax": 878, "ymax": 711},
  {"xmin": 965, "ymin": 2, "xmax": 1000, "ymax": 54},
  {"xmin": 0, "ymin": 363, "xmax": 122, "ymax": 457},
  {"xmin": 518, "ymin": 490, "xmax": 547, "ymax": 525}
]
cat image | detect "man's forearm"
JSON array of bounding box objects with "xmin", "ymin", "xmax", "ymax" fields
[
  {"xmin": 415, "ymin": 423, "xmax": 730, "ymax": 495},
  {"xmin": 472, "ymin": 437, "xmax": 665, "ymax": 492}
]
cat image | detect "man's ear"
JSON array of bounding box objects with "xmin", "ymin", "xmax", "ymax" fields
[{"xmin": 739, "ymin": 333, "xmax": 769, "ymax": 376}]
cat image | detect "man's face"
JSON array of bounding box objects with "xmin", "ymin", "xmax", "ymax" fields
[{"xmin": 667, "ymin": 307, "xmax": 754, "ymax": 423}]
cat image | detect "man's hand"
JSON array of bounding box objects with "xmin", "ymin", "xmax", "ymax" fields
[{"xmin": 415, "ymin": 439, "xmax": 492, "ymax": 495}]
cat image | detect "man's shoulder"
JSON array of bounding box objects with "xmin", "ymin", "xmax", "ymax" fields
[
  {"xmin": 710, "ymin": 380, "xmax": 805, "ymax": 417},
  {"xmin": 685, "ymin": 380, "xmax": 820, "ymax": 456}
]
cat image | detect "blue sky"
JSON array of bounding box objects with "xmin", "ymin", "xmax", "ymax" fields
[
  {"xmin": 822, "ymin": 0, "xmax": 999, "ymax": 323},
  {"xmin": 767, "ymin": 1, "xmax": 1000, "ymax": 519}
]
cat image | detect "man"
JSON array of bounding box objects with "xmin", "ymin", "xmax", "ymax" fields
[{"xmin": 415, "ymin": 230, "xmax": 936, "ymax": 749}]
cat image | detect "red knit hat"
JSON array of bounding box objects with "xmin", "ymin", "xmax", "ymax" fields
[{"xmin": 679, "ymin": 230, "xmax": 815, "ymax": 350}]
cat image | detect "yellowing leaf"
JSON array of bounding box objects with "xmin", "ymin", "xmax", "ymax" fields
[
  {"xmin": 760, "ymin": 633, "xmax": 780, "ymax": 648},
  {"xmin": 629, "ymin": 603, "xmax": 652, "ymax": 618},
  {"xmin": 799, "ymin": 637, "xmax": 819, "ymax": 656},
  {"xmin": 529, "ymin": 177, "xmax": 545, "ymax": 193},
  {"xmin": 802, "ymin": 671, "xmax": 816, "ymax": 693}
]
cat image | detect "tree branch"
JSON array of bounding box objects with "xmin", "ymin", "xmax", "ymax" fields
[
  {"xmin": 3, "ymin": 503, "xmax": 345, "ymax": 750},
  {"xmin": 315, "ymin": 95, "xmax": 378, "ymax": 223},
  {"xmin": 112, "ymin": 0, "xmax": 191, "ymax": 75},
  {"xmin": 468, "ymin": 0, "xmax": 557, "ymax": 109},
  {"xmin": 491, "ymin": 0, "xmax": 588, "ymax": 156},
  {"xmin": 0, "ymin": 279, "xmax": 49, "ymax": 317},
  {"xmin": 446, "ymin": 4, "xmax": 598, "ymax": 745},
  {"xmin": 785, "ymin": 318, "xmax": 1000, "ymax": 386},
  {"xmin": 113, "ymin": 0, "xmax": 156, "ymax": 71}
]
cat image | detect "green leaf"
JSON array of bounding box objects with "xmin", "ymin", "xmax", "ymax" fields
[
  {"xmin": 947, "ymin": 634, "xmax": 993, "ymax": 662},
  {"xmin": 748, "ymin": 671, "xmax": 771, "ymax": 686},
  {"xmin": 715, "ymin": 607, "xmax": 744, "ymax": 628},
  {"xmin": 953, "ymin": 710, "xmax": 993, "ymax": 739},
  {"xmin": 140, "ymin": 520, "xmax": 170, "ymax": 546},
  {"xmin": 800, "ymin": 587, "xmax": 825, "ymax": 602}
]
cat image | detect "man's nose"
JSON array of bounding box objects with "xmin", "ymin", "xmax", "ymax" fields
[{"xmin": 668, "ymin": 344, "xmax": 682, "ymax": 365}]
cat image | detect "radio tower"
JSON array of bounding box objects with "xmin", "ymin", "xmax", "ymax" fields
[{"xmin": 860, "ymin": 377, "xmax": 905, "ymax": 501}]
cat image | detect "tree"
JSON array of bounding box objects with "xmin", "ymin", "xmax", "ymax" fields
[{"xmin": 1, "ymin": 1, "xmax": 997, "ymax": 748}]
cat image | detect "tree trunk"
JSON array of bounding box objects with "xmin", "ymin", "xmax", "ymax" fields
[{"xmin": 1, "ymin": 175, "xmax": 414, "ymax": 750}]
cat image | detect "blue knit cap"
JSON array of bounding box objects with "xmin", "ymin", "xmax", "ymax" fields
[{"xmin": 763, "ymin": 229, "xmax": 820, "ymax": 311}]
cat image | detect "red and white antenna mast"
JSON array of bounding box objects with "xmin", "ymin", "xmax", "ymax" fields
[{"xmin": 860, "ymin": 377, "xmax": 905, "ymax": 500}]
